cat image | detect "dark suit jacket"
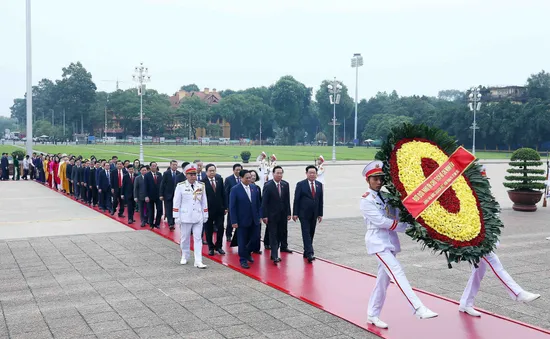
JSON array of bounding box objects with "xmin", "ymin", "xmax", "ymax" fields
[
  {"xmin": 261, "ymin": 180, "xmax": 291, "ymax": 220},
  {"xmin": 110, "ymin": 169, "xmax": 125, "ymax": 194},
  {"xmin": 123, "ymin": 173, "xmax": 137, "ymax": 199},
  {"xmin": 98, "ymin": 169, "xmax": 111, "ymax": 191},
  {"xmin": 196, "ymin": 171, "xmax": 207, "ymax": 182},
  {"xmin": 133, "ymin": 174, "xmax": 147, "ymax": 201},
  {"xmin": 224, "ymin": 175, "xmax": 240, "ymax": 208},
  {"xmin": 88, "ymin": 168, "xmax": 97, "ymax": 188},
  {"xmin": 144, "ymin": 171, "xmax": 162, "ymax": 200},
  {"xmin": 293, "ymin": 179, "xmax": 323, "ymax": 219},
  {"xmin": 175, "ymin": 172, "xmax": 187, "ymax": 184},
  {"xmin": 160, "ymin": 169, "xmax": 180, "ymax": 200},
  {"xmin": 202, "ymin": 176, "xmax": 225, "ymax": 216},
  {"xmin": 230, "ymin": 183, "xmax": 261, "ymax": 228}
]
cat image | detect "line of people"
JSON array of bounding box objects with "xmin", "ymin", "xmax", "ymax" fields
[{"xmin": 29, "ymin": 152, "xmax": 324, "ymax": 271}]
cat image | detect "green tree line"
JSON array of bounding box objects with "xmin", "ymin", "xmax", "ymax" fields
[{"xmin": 9, "ymin": 62, "xmax": 550, "ymax": 149}]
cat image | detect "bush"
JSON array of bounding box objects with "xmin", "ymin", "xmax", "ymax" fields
[
  {"xmin": 11, "ymin": 150, "xmax": 25, "ymax": 160},
  {"xmin": 240, "ymin": 150, "xmax": 251, "ymax": 163},
  {"xmin": 503, "ymin": 148, "xmax": 546, "ymax": 191}
]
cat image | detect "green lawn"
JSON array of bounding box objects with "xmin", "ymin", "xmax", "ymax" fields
[{"xmin": 0, "ymin": 144, "xmax": 512, "ymax": 162}]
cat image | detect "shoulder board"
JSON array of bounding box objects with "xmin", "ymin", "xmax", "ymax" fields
[
  {"xmin": 177, "ymin": 181, "xmax": 185, "ymax": 186},
  {"xmin": 362, "ymin": 192, "xmax": 370, "ymax": 198}
]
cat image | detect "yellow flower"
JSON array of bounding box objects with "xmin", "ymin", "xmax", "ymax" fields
[{"xmin": 395, "ymin": 140, "xmax": 481, "ymax": 242}]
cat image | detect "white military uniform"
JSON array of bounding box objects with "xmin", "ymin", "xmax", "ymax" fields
[
  {"xmin": 316, "ymin": 155, "xmax": 325, "ymax": 185},
  {"xmin": 173, "ymin": 179, "xmax": 208, "ymax": 266},
  {"xmin": 258, "ymin": 158, "xmax": 268, "ymax": 189},
  {"xmin": 267, "ymin": 155, "xmax": 277, "ymax": 181},
  {"xmin": 459, "ymin": 248, "xmax": 526, "ymax": 309},
  {"xmin": 361, "ymin": 188, "xmax": 425, "ymax": 317}
]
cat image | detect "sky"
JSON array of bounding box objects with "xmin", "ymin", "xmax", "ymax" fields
[{"xmin": 1, "ymin": 0, "xmax": 549, "ymax": 117}]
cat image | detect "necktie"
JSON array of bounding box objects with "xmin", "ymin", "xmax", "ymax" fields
[
  {"xmin": 119, "ymin": 170, "xmax": 123, "ymax": 187},
  {"xmin": 106, "ymin": 171, "xmax": 110, "ymax": 185},
  {"xmin": 377, "ymin": 192, "xmax": 385, "ymax": 204},
  {"xmin": 211, "ymin": 179, "xmax": 216, "ymax": 192},
  {"xmin": 154, "ymin": 173, "xmax": 157, "ymax": 184},
  {"xmin": 277, "ymin": 182, "xmax": 281, "ymax": 196},
  {"xmin": 173, "ymin": 171, "xmax": 176, "ymax": 184},
  {"xmin": 131, "ymin": 176, "xmax": 134, "ymax": 184},
  {"xmin": 191, "ymin": 184, "xmax": 194, "ymax": 190},
  {"xmin": 237, "ymin": 177, "xmax": 241, "ymax": 183},
  {"xmin": 311, "ymin": 182, "xmax": 316, "ymax": 198}
]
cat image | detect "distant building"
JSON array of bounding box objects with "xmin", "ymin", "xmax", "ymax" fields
[
  {"xmin": 169, "ymin": 87, "xmax": 230, "ymax": 139},
  {"xmin": 486, "ymin": 86, "xmax": 527, "ymax": 103}
]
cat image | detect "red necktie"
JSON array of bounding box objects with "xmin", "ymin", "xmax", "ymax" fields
[
  {"xmin": 211, "ymin": 179, "xmax": 216, "ymax": 192},
  {"xmin": 277, "ymin": 183, "xmax": 281, "ymax": 196},
  {"xmin": 131, "ymin": 176, "xmax": 134, "ymax": 184},
  {"xmin": 154, "ymin": 173, "xmax": 157, "ymax": 184},
  {"xmin": 119, "ymin": 170, "xmax": 122, "ymax": 187},
  {"xmin": 311, "ymin": 182, "xmax": 316, "ymax": 198}
]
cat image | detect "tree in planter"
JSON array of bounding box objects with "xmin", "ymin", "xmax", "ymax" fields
[
  {"xmin": 240, "ymin": 151, "xmax": 251, "ymax": 163},
  {"xmin": 503, "ymin": 148, "xmax": 546, "ymax": 211}
]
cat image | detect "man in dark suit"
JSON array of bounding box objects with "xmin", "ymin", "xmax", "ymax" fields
[
  {"xmin": 202, "ymin": 164, "xmax": 226, "ymax": 256},
  {"xmin": 224, "ymin": 163, "xmax": 243, "ymax": 242},
  {"xmin": 110, "ymin": 160, "xmax": 126, "ymax": 217},
  {"xmin": 1, "ymin": 153, "xmax": 9, "ymax": 181},
  {"xmin": 144, "ymin": 162, "xmax": 163, "ymax": 228},
  {"xmin": 230, "ymin": 169, "xmax": 261, "ymax": 269},
  {"xmin": 293, "ymin": 165, "xmax": 324, "ymax": 263},
  {"xmin": 98, "ymin": 162, "xmax": 113, "ymax": 213},
  {"xmin": 88, "ymin": 161, "xmax": 100, "ymax": 207},
  {"xmin": 175, "ymin": 162, "xmax": 190, "ymax": 184},
  {"xmin": 133, "ymin": 166, "xmax": 148, "ymax": 227},
  {"xmin": 160, "ymin": 160, "xmax": 180, "ymax": 231},
  {"xmin": 262, "ymin": 166, "xmax": 292, "ymax": 264},
  {"xmin": 122, "ymin": 165, "xmax": 137, "ymax": 224},
  {"xmin": 193, "ymin": 160, "xmax": 207, "ymax": 182}
]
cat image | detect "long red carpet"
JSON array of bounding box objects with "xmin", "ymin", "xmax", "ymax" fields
[{"xmin": 43, "ymin": 183, "xmax": 550, "ymax": 339}]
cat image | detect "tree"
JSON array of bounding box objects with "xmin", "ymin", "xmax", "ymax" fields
[
  {"xmin": 56, "ymin": 62, "xmax": 97, "ymax": 134},
  {"xmin": 180, "ymin": 84, "xmax": 200, "ymax": 92},
  {"xmin": 438, "ymin": 89, "xmax": 465, "ymax": 102},
  {"xmin": 0, "ymin": 117, "xmax": 18, "ymax": 133},
  {"xmin": 526, "ymin": 70, "xmax": 550, "ymax": 101},
  {"xmin": 269, "ymin": 75, "xmax": 311, "ymax": 144},
  {"xmin": 214, "ymin": 93, "xmax": 274, "ymax": 139},
  {"xmin": 175, "ymin": 97, "xmax": 211, "ymax": 139}
]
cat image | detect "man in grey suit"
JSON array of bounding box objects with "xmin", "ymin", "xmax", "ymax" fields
[
  {"xmin": 133, "ymin": 166, "xmax": 149, "ymax": 227},
  {"xmin": 71, "ymin": 159, "xmax": 82, "ymax": 200}
]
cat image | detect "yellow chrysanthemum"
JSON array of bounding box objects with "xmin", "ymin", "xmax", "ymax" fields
[{"xmin": 395, "ymin": 140, "xmax": 481, "ymax": 242}]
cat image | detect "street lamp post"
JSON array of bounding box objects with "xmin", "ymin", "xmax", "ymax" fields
[
  {"xmin": 327, "ymin": 77, "xmax": 342, "ymax": 162},
  {"xmin": 468, "ymin": 86, "xmax": 482, "ymax": 155},
  {"xmin": 104, "ymin": 94, "xmax": 109, "ymax": 143},
  {"xmin": 25, "ymin": 0, "xmax": 33, "ymax": 156},
  {"xmin": 351, "ymin": 53, "xmax": 363, "ymax": 145},
  {"xmin": 132, "ymin": 63, "xmax": 150, "ymax": 163}
]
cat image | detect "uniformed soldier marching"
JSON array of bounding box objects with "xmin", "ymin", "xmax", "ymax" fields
[
  {"xmin": 361, "ymin": 161, "xmax": 437, "ymax": 329},
  {"xmin": 173, "ymin": 164, "xmax": 208, "ymax": 269}
]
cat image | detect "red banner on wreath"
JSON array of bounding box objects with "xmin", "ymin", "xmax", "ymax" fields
[{"xmin": 402, "ymin": 147, "xmax": 476, "ymax": 219}]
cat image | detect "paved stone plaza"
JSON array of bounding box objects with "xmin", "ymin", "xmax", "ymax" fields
[{"xmin": 0, "ymin": 161, "xmax": 549, "ymax": 338}]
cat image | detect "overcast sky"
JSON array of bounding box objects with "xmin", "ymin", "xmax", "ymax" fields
[{"xmin": 1, "ymin": 0, "xmax": 549, "ymax": 117}]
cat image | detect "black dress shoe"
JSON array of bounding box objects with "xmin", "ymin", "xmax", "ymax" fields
[
  {"xmin": 110, "ymin": 211, "xmax": 115, "ymax": 216},
  {"xmin": 128, "ymin": 220, "xmax": 134, "ymax": 224},
  {"xmin": 208, "ymin": 249, "xmax": 214, "ymax": 256},
  {"xmin": 252, "ymin": 250, "xmax": 262, "ymax": 255},
  {"xmin": 140, "ymin": 224, "xmax": 146, "ymax": 228},
  {"xmin": 118, "ymin": 214, "xmax": 124, "ymax": 218},
  {"xmin": 202, "ymin": 240, "xmax": 208, "ymax": 245},
  {"xmin": 307, "ymin": 256, "xmax": 315, "ymax": 263},
  {"xmin": 247, "ymin": 256, "xmax": 254, "ymax": 263},
  {"xmin": 226, "ymin": 236, "xmax": 232, "ymax": 242},
  {"xmin": 169, "ymin": 225, "xmax": 175, "ymax": 231},
  {"xmin": 216, "ymin": 248, "xmax": 226, "ymax": 255},
  {"xmin": 264, "ymin": 245, "xmax": 271, "ymax": 250},
  {"xmin": 240, "ymin": 262, "xmax": 250, "ymax": 269},
  {"xmin": 281, "ymin": 248, "xmax": 293, "ymax": 253},
  {"xmin": 272, "ymin": 257, "xmax": 281, "ymax": 264}
]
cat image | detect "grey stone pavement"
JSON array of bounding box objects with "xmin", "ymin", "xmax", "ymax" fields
[{"xmin": 1, "ymin": 162, "xmax": 550, "ymax": 338}]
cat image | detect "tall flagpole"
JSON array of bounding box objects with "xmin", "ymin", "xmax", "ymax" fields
[{"xmin": 25, "ymin": 0, "xmax": 33, "ymax": 155}]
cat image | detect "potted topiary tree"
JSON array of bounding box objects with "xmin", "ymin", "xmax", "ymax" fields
[
  {"xmin": 503, "ymin": 148, "xmax": 546, "ymax": 211},
  {"xmin": 240, "ymin": 150, "xmax": 251, "ymax": 163}
]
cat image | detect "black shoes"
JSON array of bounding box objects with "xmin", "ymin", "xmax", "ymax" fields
[{"xmin": 281, "ymin": 248, "xmax": 293, "ymax": 253}]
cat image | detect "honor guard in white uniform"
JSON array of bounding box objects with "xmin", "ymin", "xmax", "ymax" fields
[
  {"xmin": 459, "ymin": 245, "xmax": 541, "ymax": 317},
  {"xmin": 361, "ymin": 161, "xmax": 437, "ymax": 329},
  {"xmin": 316, "ymin": 155, "xmax": 325, "ymax": 185},
  {"xmin": 173, "ymin": 164, "xmax": 208, "ymax": 269},
  {"xmin": 256, "ymin": 151, "xmax": 268, "ymax": 189},
  {"xmin": 267, "ymin": 154, "xmax": 277, "ymax": 181}
]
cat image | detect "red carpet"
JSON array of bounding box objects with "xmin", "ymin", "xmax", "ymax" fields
[{"xmin": 44, "ymin": 183, "xmax": 550, "ymax": 339}]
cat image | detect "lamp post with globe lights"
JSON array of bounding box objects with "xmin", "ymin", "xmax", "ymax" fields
[
  {"xmin": 328, "ymin": 78, "xmax": 342, "ymax": 162},
  {"xmin": 132, "ymin": 63, "xmax": 150, "ymax": 163},
  {"xmin": 468, "ymin": 86, "xmax": 482, "ymax": 156}
]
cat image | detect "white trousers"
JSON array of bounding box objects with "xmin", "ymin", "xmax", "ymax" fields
[
  {"xmin": 368, "ymin": 250, "xmax": 424, "ymax": 317},
  {"xmin": 180, "ymin": 222, "xmax": 203, "ymax": 264},
  {"xmin": 459, "ymin": 252, "xmax": 523, "ymax": 308}
]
